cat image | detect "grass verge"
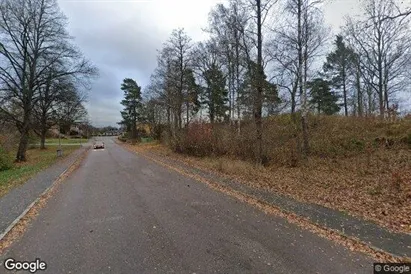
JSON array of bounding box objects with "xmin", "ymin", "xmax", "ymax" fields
[
  {"xmin": 31, "ymin": 138, "xmax": 87, "ymax": 145},
  {"xmin": 0, "ymin": 145, "xmax": 81, "ymax": 198}
]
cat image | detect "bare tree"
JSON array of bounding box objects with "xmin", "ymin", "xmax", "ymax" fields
[
  {"xmin": 269, "ymin": 0, "xmax": 327, "ymax": 157},
  {"xmin": 147, "ymin": 29, "xmax": 198, "ymax": 140},
  {"xmin": 166, "ymin": 29, "xmax": 196, "ymax": 130},
  {"xmin": 55, "ymin": 87, "xmax": 88, "ymax": 135},
  {"xmin": 207, "ymin": 0, "xmax": 251, "ymax": 131},
  {"xmin": 344, "ymin": 0, "xmax": 411, "ymax": 117},
  {"xmin": 236, "ymin": 0, "xmax": 278, "ymax": 163},
  {"xmin": 192, "ymin": 40, "xmax": 229, "ymax": 123},
  {"xmin": 0, "ymin": 0, "xmax": 97, "ymax": 161},
  {"xmin": 267, "ymin": 35, "xmax": 300, "ymax": 115},
  {"xmin": 32, "ymin": 72, "xmax": 66, "ymax": 149}
]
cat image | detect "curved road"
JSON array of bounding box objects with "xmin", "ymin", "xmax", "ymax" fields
[{"xmin": 1, "ymin": 137, "xmax": 372, "ymax": 273}]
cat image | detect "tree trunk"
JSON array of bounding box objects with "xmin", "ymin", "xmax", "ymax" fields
[
  {"xmin": 40, "ymin": 110, "xmax": 48, "ymax": 149},
  {"xmin": 131, "ymin": 108, "xmax": 137, "ymax": 141},
  {"xmin": 186, "ymin": 101, "xmax": 189, "ymax": 127},
  {"xmin": 378, "ymin": 86, "xmax": 384, "ymax": 117},
  {"xmin": 167, "ymin": 104, "xmax": 171, "ymax": 139},
  {"xmin": 384, "ymin": 82, "xmax": 389, "ymax": 113},
  {"xmin": 356, "ymin": 69, "xmax": 363, "ymax": 117},
  {"xmin": 40, "ymin": 129, "xmax": 47, "ymax": 149},
  {"xmin": 342, "ymin": 72, "xmax": 348, "ymax": 116},
  {"xmin": 291, "ymin": 78, "xmax": 298, "ymax": 115},
  {"xmin": 291, "ymin": 96, "xmax": 296, "ymax": 114},
  {"xmin": 300, "ymin": 5, "xmax": 310, "ymax": 157},
  {"xmin": 367, "ymin": 89, "xmax": 373, "ymax": 116},
  {"xmin": 296, "ymin": 0, "xmax": 304, "ymax": 158},
  {"xmin": 173, "ymin": 110, "xmax": 179, "ymax": 139},
  {"xmin": 16, "ymin": 114, "xmax": 31, "ymax": 162},
  {"xmin": 235, "ymin": 28, "xmax": 241, "ymax": 134},
  {"xmin": 377, "ymin": 39, "xmax": 384, "ymax": 117},
  {"xmin": 227, "ymin": 51, "xmax": 233, "ymax": 124},
  {"xmin": 301, "ymin": 73, "xmax": 309, "ymax": 156},
  {"xmin": 178, "ymin": 105, "xmax": 182, "ymax": 129},
  {"xmin": 255, "ymin": 0, "xmax": 263, "ymax": 164},
  {"xmin": 210, "ymin": 102, "xmax": 215, "ymax": 124}
]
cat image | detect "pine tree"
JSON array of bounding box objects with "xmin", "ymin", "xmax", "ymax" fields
[
  {"xmin": 308, "ymin": 78, "xmax": 340, "ymax": 115},
  {"xmin": 238, "ymin": 61, "xmax": 279, "ymax": 117},
  {"xmin": 202, "ymin": 64, "xmax": 229, "ymax": 123},
  {"xmin": 323, "ymin": 36, "xmax": 356, "ymax": 116},
  {"xmin": 120, "ymin": 78, "xmax": 143, "ymax": 140},
  {"xmin": 183, "ymin": 68, "xmax": 201, "ymax": 126}
]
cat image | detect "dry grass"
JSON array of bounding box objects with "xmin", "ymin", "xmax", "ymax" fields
[{"xmin": 170, "ymin": 115, "xmax": 411, "ymax": 164}]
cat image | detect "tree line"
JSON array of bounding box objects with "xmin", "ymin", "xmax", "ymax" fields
[
  {"xmin": 120, "ymin": 0, "xmax": 411, "ymax": 163},
  {"xmin": 0, "ymin": 0, "xmax": 97, "ymax": 161}
]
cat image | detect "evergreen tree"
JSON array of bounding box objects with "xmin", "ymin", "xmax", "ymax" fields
[
  {"xmin": 238, "ymin": 61, "xmax": 280, "ymax": 117},
  {"xmin": 323, "ymin": 35, "xmax": 356, "ymax": 116},
  {"xmin": 202, "ymin": 64, "xmax": 229, "ymax": 123},
  {"xmin": 120, "ymin": 78, "xmax": 143, "ymax": 140},
  {"xmin": 308, "ymin": 78, "xmax": 340, "ymax": 115},
  {"xmin": 183, "ymin": 68, "xmax": 202, "ymax": 126}
]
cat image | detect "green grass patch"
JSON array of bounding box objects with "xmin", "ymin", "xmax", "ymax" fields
[
  {"xmin": 0, "ymin": 145, "xmax": 80, "ymax": 198},
  {"xmin": 44, "ymin": 138, "xmax": 87, "ymax": 144},
  {"xmin": 141, "ymin": 137, "xmax": 154, "ymax": 143}
]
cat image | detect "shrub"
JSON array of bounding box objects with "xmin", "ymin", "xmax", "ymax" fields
[
  {"xmin": 161, "ymin": 115, "xmax": 411, "ymax": 166},
  {"xmin": 152, "ymin": 124, "xmax": 168, "ymax": 140},
  {"xmin": 0, "ymin": 147, "xmax": 13, "ymax": 171}
]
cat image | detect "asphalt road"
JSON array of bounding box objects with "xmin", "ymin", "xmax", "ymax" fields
[{"xmin": 1, "ymin": 137, "xmax": 373, "ymax": 274}]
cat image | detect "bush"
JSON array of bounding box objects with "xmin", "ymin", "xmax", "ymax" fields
[
  {"xmin": 0, "ymin": 147, "xmax": 13, "ymax": 171},
  {"xmin": 162, "ymin": 115, "xmax": 411, "ymax": 167},
  {"xmin": 404, "ymin": 133, "xmax": 411, "ymax": 148},
  {"xmin": 118, "ymin": 136, "xmax": 127, "ymax": 142},
  {"xmin": 152, "ymin": 124, "xmax": 168, "ymax": 140}
]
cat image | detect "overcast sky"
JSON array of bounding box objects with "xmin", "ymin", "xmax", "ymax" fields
[{"xmin": 58, "ymin": 0, "xmax": 362, "ymax": 127}]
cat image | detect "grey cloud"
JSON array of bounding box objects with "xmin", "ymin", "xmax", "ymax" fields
[
  {"xmin": 73, "ymin": 21, "xmax": 163, "ymax": 77},
  {"xmin": 58, "ymin": 1, "xmax": 169, "ymax": 126},
  {"xmin": 88, "ymin": 66, "xmax": 121, "ymax": 98},
  {"xmin": 85, "ymin": 98, "xmax": 123, "ymax": 127}
]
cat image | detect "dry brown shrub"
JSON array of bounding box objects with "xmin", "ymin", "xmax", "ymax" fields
[{"xmin": 172, "ymin": 115, "xmax": 411, "ymax": 167}]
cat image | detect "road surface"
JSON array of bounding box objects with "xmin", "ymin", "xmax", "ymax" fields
[{"xmin": 1, "ymin": 137, "xmax": 372, "ymax": 273}]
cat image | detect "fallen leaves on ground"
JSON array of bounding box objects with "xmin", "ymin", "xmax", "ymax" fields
[{"xmin": 135, "ymin": 143, "xmax": 411, "ymax": 235}]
